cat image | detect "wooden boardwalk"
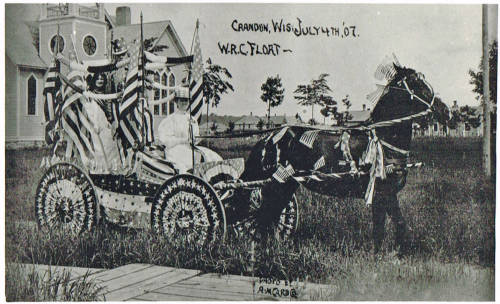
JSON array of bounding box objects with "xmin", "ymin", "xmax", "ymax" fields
[{"xmin": 13, "ymin": 263, "xmax": 335, "ymax": 301}]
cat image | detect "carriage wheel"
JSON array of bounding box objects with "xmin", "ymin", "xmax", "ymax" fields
[
  {"xmin": 35, "ymin": 163, "xmax": 97, "ymax": 234},
  {"xmin": 232, "ymin": 188, "xmax": 299, "ymax": 240},
  {"xmin": 151, "ymin": 174, "xmax": 226, "ymax": 246}
]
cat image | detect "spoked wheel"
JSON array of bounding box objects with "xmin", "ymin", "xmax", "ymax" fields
[
  {"xmin": 151, "ymin": 174, "xmax": 226, "ymax": 246},
  {"xmin": 35, "ymin": 163, "xmax": 97, "ymax": 234},
  {"xmin": 231, "ymin": 188, "xmax": 299, "ymax": 241}
]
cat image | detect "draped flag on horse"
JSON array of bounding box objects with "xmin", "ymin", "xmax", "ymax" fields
[{"xmin": 189, "ymin": 20, "xmax": 204, "ymax": 123}]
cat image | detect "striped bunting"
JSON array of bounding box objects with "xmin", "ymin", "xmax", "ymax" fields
[
  {"xmin": 299, "ymin": 130, "xmax": 320, "ymax": 149},
  {"xmin": 313, "ymin": 155, "xmax": 325, "ymax": 170},
  {"xmin": 272, "ymin": 126, "xmax": 289, "ymax": 144},
  {"xmin": 272, "ymin": 164, "xmax": 295, "ymax": 183},
  {"xmin": 136, "ymin": 150, "xmax": 177, "ymax": 183},
  {"xmin": 189, "ymin": 23, "xmax": 204, "ymax": 123}
]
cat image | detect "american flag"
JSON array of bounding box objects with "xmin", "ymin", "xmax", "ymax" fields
[
  {"xmin": 43, "ymin": 58, "xmax": 61, "ymax": 123},
  {"xmin": 189, "ymin": 21, "xmax": 204, "ymax": 123},
  {"xmin": 60, "ymin": 70, "xmax": 96, "ymax": 163},
  {"xmin": 116, "ymin": 40, "xmax": 154, "ymax": 150},
  {"xmin": 299, "ymin": 130, "xmax": 320, "ymax": 149}
]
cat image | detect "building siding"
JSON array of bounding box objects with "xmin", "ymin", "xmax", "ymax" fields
[
  {"xmin": 5, "ymin": 56, "xmax": 18, "ymax": 139},
  {"xmin": 18, "ymin": 68, "xmax": 46, "ymax": 139}
]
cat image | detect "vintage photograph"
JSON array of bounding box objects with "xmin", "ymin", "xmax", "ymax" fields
[{"xmin": 4, "ymin": 2, "xmax": 497, "ymax": 301}]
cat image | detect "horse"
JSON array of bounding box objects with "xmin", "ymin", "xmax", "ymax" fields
[{"xmin": 234, "ymin": 61, "xmax": 451, "ymax": 255}]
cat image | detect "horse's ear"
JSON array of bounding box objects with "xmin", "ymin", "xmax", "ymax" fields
[{"xmin": 393, "ymin": 63, "xmax": 403, "ymax": 74}]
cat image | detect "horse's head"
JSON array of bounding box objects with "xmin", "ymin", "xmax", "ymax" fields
[
  {"xmin": 368, "ymin": 59, "xmax": 450, "ymax": 156},
  {"xmin": 370, "ymin": 63, "xmax": 436, "ymax": 123}
]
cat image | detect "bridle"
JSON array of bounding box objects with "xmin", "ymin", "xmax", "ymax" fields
[
  {"xmin": 365, "ymin": 75, "xmax": 435, "ymax": 129},
  {"xmin": 362, "ymin": 74, "xmax": 436, "ymax": 157}
]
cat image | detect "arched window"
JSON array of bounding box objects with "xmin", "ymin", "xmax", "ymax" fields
[
  {"xmin": 161, "ymin": 72, "xmax": 168, "ymax": 116},
  {"xmin": 153, "ymin": 72, "xmax": 160, "ymax": 115},
  {"xmin": 27, "ymin": 75, "xmax": 37, "ymax": 115},
  {"xmin": 168, "ymin": 74, "xmax": 176, "ymax": 114},
  {"xmin": 169, "ymin": 74, "xmax": 175, "ymax": 87}
]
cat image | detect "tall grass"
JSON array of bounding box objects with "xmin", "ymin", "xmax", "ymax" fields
[
  {"xmin": 4, "ymin": 137, "xmax": 495, "ymax": 300},
  {"xmin": 5, "ymin": 263, "xmax": 103, "ymax": 301}
]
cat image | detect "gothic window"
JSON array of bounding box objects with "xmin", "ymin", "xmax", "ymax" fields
[
  {"xmin": 169, "ymin": 89, "xmax": 175, "ymax": 114},
  {"xmin": 83, "ymin": 35, "xmax": 97, "ymax": 56},
  {"xmin": 27, "ymin": 75, "xmax": 37, "ymax": 115},
  {"xmin": 153, "ymin": 72, "xmax": 160, "ymax": 115},
  {"xmin": 161, "ymin": 72, "xmax": 168, "ymax": 115},
  {"xmin": 169, "ymin": 74, "xmax": 175, "ymax": 87},
  {"xmin": 49, "ymin": 35, "xmax": 65, "ymax": 54}
]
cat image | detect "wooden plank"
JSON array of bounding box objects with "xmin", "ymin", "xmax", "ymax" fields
[
  {"xmin": 104, "ymin": 267, "xmax": 200, "ymax": 301},
  {"xmin": 87, "ymin": 263, "xmax": 151, "ymax": 282},
  {"xmin": 133, "ymin": 292, "xmax": 215, "ymax": 301},
  {"xmin": 100, "ymin": 265, "xmax": 173, "ymax": 295},
  {"xmin": 151, "ymin": 284, "xmax": 255, "ymax": 301},
  {"xmin": 194, "ymin": 273, "xmax": 259, "ymax": 283},
  {"xmin": 174, "ymin": 278, "xmax": 257, "ymax": 295}
]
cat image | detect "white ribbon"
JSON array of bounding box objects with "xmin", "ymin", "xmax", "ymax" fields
[{"xmin": 362, "ymin": 130, "xmax": 386, "ymax": 205}]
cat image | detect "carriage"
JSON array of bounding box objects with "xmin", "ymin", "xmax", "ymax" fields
[{"xmin": 35, "ymin": 143, "xmax": 300, "ymax": 245}]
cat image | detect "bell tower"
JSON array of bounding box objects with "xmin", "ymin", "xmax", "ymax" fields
[{"xmin": 38, "ymin": 3, "xmax": 109, "ymax": 72}]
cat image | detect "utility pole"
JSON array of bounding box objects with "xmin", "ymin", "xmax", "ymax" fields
[{"xmin": 482, "ymin": 4, "xmax": 492, "ymax": 177}]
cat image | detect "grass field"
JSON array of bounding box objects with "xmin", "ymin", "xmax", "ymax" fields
[{"xmin": 5, "ymin": 136, "xmax": 495, "ymax": 300}]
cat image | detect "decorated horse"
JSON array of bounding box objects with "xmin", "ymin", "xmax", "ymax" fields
[{"xmin": 229, "ymin": 59, "xmax": 451, "ymax": 255}]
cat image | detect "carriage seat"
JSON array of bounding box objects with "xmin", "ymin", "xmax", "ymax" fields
[{"xmin": 192, "ymin": 158, "xmax": 245, "ymax": 182}]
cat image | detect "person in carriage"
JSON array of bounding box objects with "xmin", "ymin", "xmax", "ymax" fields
[
  {"xmin": 82, "ymin": 72, "xmax": 121, "ymax": 172},
  {"xmin": 155, "ymin": 86, "xmax": 221, "ymax": 173}
]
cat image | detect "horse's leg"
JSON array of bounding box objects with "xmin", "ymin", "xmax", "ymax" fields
[
  {"xmin": 371, "ymin": 196, "xmax": 387, "ymax": 254},
  {"xmin": 257, "ymin": 179, "xmax": 299, "ymax": 234},
  {"xmin": 386, "ymin": 193, "xmax": 408, "ymax": 256}
]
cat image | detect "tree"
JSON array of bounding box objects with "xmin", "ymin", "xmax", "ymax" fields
[
  {"xmin": 469, "ymin": 40, "xmax": 497, "ymax": 105},
  {"xmin": 203, "ymin": 58, "xmax": 234, "ymax": 124},
  {"xmin": 308, "ymin": 118, "xmax": 318, "ymax": 125},
  {"xmin": 319, "ymin": 95, "xmax": 337, "ymax": 124},
  {"xmin": 227, "ymin": 121, "xmax": 235, "ymax": 133},
  {"xmin": 332, "ymin": 95, "xmax": 353, "ymax": 126},
  {"xmin": 210, "ymin": 121, "xmax": 218, "ymax": 133},
  {"xmin": 143, "ymin": 36, "xmax": 169, "ymax": 53},
  {"xmin": 294, "ymin": 73, "xmax": 332, "ymax": 122},
  {"xmin": 257, "ymin": 119, "xmax": 265, "ymax": 130},
  {"xmin": 261, "ymin": 75, "xmax": 285, "ymax": 126}
]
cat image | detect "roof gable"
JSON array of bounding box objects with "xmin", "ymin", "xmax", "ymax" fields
[
  {"xmin": 235, "ymin": 116, "xmax": 260, "ymax": 125},
  {"xmin": 112, "ymin": 20, "xmax": 188, "ymax": 57},
  {"xmin": 5, "ymin": 4, "xmax": 47, "ymax": 68},
  {"xmin": 349, "ymin": 110, "xmax": 371, "ymax": 122}
]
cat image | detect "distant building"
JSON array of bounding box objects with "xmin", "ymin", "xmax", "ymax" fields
[
  {"xmin": 413, "ymin": 100, "xmax": 484, "ymax": 137},
  {"xmin": 234, "ymin": 113, "xmax": 302, "ymax": 131},
  {"xmin": 5, "ymin": 3, "xmax": 189, "ymax": 143},
  {"xmin": 332, "ymin": 104, "xmax": 371, "ymax": 127}
]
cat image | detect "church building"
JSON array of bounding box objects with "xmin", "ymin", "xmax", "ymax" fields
[{"xmin": 5, "ymin": 3, "xmax": 190, "ymax": 144}]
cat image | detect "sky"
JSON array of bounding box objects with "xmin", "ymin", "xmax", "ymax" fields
[{"xmin": 104, "ymin": 3, "xmax": 498, "ymax": 118}]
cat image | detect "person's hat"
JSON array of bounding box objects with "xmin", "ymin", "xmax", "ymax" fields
[{"xmin": 175, "ymin": 87, "xmax": 189, "ymax": 99}]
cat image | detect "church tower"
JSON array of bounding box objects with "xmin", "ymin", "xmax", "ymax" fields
[{"xmin": 38, "ymin": 4, "xmax": 110, "ymax": 72}]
